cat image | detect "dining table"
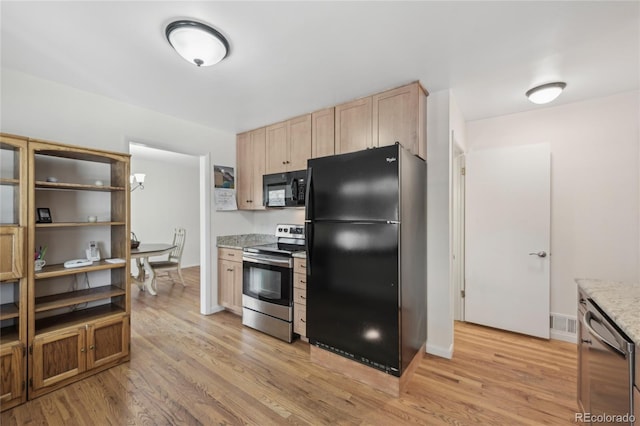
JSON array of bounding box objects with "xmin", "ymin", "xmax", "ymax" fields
[{"xmin": 131, "ymin": 243, "xmax": 176, "ymax": 296}]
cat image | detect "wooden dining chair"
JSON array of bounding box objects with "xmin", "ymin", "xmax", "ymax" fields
[{"xmin": 149, "ymin": 227, "xmax": 187, "ymax": 289}]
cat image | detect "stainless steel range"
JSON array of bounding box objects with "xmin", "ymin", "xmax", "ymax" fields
[{"xmin": 242, "ymin": 224, "xmax": 305, "ymax": 342}]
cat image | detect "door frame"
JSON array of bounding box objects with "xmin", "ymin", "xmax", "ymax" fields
[{"xmin": 451, "ymin": 139, "xmax": 466, "ymax": 321}]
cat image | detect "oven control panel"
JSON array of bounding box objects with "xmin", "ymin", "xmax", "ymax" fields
[{"xmin": 275, "ymin": 224, "xmax": 305, "ymax": 239}]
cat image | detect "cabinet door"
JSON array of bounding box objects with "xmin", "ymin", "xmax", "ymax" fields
[
  {"xmin": 218, "ymin": 258, "xmax": 235, "ymax": 309},
  {"xmin": 335, "ymin": 97, "xmax": 372, "ymax": 154},
  {"xmin": 288, "ymin": 114, "xmax": 311, "ymax": 171},
  {"xmin": 312, "ymin": 107, "xmax": 335, "ymax": 159},
  {"xmin": 231, "ymin": 261, "xmax": 243, "ymax": 314},
  {"xmin": 31, "ymin": 327, "xmax": 86, "ymax": 391},
  {"xmin": 0, "ymin": 343, "xmax": 24, "ymax": 409},
  {"xmin": 293, "ymin": 304, "xmax": 306, "ymax": 337},
  {"xmin": 250, "ymin": 128, "xmax": 266, "ymax": 209},
  {"xmin": 236, "ymin": 132, "xmax": 253, "ymax": 210},
  {"xmin": 372, "ymin": 83, "xmax": 419, "ymax": 153},
  {"xmin": 0, "ymin": 227, "xmax": 24, "ymax": 281},
  {"xmin": 87, "ymin": 315, "xmax": 129, "ymax": 370},
  {"xmin": 266, "ymin": 121, "xmax": 288, "ymax": 174}
]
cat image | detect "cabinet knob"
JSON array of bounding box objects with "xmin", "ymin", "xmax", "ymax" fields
[
  {"xmin": 227, "ymin": 268, "xmax": 233, "ymax": 272},
  {"xmin": 89, "ymin": 345, "xmax": 95, "ymax": 350},
  {"xmin": 300, "ymin": 295, "xmax": 306, "ymax": 299},
  {"xmin": 282, "ymin": 161, "xmax": 286, "ymax": 164},
  {"xmin": 81, "ymin": 347, "xmax": 86, "ymax": 353},
  {"xmin": 300, "ymin": 318, "xmax": 306, "ymax": 323}
]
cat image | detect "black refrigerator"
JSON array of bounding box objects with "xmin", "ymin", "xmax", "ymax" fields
[{"xmin": 305, "ymin": 144, "xmax": 426, "ymax": 377}]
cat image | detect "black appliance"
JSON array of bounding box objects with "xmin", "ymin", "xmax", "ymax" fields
[
  {"xmin": 242, "ymin": 224, "xmax": 305, "ymax": 342},
  {"xmin": 263, "ymin": 170, "xmax": 306, "ymax": 207},
  {"xmin": 305, "ymin": 143, "xmax": 426, "ymax": 377}
]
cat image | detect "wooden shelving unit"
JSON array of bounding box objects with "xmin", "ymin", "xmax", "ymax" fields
[
  {"xmin": 24, "ymin": 137, "xmax": 131, "ymax": 401},
  {"xmin": 0, "ymin": 134, "xmax": 28, "ymax": 411}
]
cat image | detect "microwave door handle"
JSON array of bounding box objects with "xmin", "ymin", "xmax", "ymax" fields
[
  {"xmin": 291, "ymin": 179, "xmax": 298, "ymax": 201},
  {"xmin": 582, "ymin": 311, "xmax": 626, "ymax": 357}
]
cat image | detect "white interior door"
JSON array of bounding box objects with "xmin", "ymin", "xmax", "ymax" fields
[{"xmin": 465, "ymin": 143, "xmax": 550, "ymax": 338}]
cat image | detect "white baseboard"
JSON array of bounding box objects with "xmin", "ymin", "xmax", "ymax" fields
[
  {"xmin": 550, "ymin": 330, "xmax": 577, "ymax": 344},
  {"xmin": 201, "ymin": 305, "xmax": 225, "ymax": 315},
  {"xmin": 426, "ymin": 341, "xmax": 453, "ymax": 359}
]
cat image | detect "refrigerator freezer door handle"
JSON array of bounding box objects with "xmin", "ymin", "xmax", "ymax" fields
[{"xmin": 305, "ymin": 166, "xmax": 313, "ymax": 221}]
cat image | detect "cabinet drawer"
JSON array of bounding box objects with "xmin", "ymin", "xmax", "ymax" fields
[
  {"xmin": 294, "ymin": 257, "xmax": 307, "ymax": 273},
  {"xmin": 293, "ymin": 287, "xmax": 307, "ymax": 305},
  {"xmin": 293, "ymin": 272, "xmax": 306, "ymax": 290},
  {"xmin": 218, "ymin": 248, "xmax": 242, "ymax": 262},
  {"xmin": 294, "ymin": 303, "xmax": 306, "ymax": 337}
]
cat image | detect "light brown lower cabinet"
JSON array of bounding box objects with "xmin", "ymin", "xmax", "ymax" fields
[
  {"xmin": 218, "ymin": 248, "xmax": 243, "ymax": 315},
  {"xmin": 0, "ymin": 343, "xmax": 25, "ymax": 410},
  {"xmin": 293, "ymin": 258, "xmax": 307, "ymax": 339},
  {"xmin": 29, "ymin": 314, "xmax": 129, "ymax": 398}
]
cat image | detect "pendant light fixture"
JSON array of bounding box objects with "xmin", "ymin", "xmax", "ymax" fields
[
  {"xmin": 526, "ymin": 82, "xmax": 567, "ymax": 105},
  {"xmin": 166, "ymin": 20, "xmax": 229, "ymax": 67}
]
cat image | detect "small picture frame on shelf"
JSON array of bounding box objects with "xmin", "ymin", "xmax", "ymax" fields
[{"xmin": 36, "ymin": 207, "xmax": 52, "ymax": 223}]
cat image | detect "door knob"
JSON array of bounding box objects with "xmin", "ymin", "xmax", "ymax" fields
[{"xmin": 528, "ymin": 251, "xmax": 547, "ymax": 258}]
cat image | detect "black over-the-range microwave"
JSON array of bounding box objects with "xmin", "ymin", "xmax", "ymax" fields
[{"xmin": 263, "ymin": 169, "xmax": 307, "ymax": 208}]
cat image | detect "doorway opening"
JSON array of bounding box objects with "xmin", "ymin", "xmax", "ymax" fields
[{"xmin": 129, "ymin": 142, "xmax": 211, "ymax": 312}]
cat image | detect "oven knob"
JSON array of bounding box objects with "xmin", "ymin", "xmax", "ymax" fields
[
  {"xmin": 277, "ymin": 227, "xmax": 282, "ymax": 232},
  {"xmin": 284, "ymin": 228, "xmax": 289, "ymax": 233}
]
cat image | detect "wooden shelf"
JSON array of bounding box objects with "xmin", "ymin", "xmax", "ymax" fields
[
  {"xmin": 0, "ymin": 325, "xmax": 19, "ymax": 346},
  {"xmin": 35, "ymin": 261, "xmax": 125, "ymax": 279},
  {"xmin": 0, "ymin": 302, "xmax": 19, "ymax": 321},
  {"xmin": 34, "ymin": 304, "xmax": 125, "ymax": 336},
  {"xmin": 0, "ymin": 177, "xmax": 19, "ymax": 185},
  {"xmin": 35, "ymin": 221, "xmax": 126, "ymax": 228},
  {"xmin": 35, "ymin": 181, "xmax": 125, "ymax": 192},
  {"xmin": 35, "ymin": 285, "xmax": 125, "ymax": 313}
]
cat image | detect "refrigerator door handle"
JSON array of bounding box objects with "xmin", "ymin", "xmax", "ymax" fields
[
  {"xmin": 305, "ymin": 166, "xmax": 313, "ymax": 221},
  {"xmin": 305, "ymin": 223, "xmax": 313, "ymax": 276}
]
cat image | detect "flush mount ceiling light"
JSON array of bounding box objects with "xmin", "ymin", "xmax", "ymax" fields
[
  {"xmin": 165, "ymin": 20, "xmax": 229, "ymax": 67},
  {"xmin": 526, "ymin": 82, "xmax": 567, "ymax": 105}
]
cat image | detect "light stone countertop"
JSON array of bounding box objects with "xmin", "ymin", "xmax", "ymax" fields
[
  {"xmin": 292, "ymin": 251, "xmax": 306, "ymax": 259},
  {"xmin": 576, "ymin": 278, "xmax": 640, "ymax": 345},
  {"xmin": 216, "ymin": 234, "xmax": 276, "ymax": 250}
]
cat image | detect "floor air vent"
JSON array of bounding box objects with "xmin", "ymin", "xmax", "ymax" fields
[{"xmin": 550, "ymin": 313, "xmax": 577, "ymax": 342}]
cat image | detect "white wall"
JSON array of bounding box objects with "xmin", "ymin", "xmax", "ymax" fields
[
  {"xmin": 466, "ymin": 91, "xmax": 639, "ymax": 317},
  {"xmin": 426, "ymin": 90, "xmax": 455, "ymax": 358},
  {"xmin": 130, "ymin": 146, "xmax": 200, "ymax": 269},
  {"xmin": 0, "ymin": 69, "xmax": 255, "ymax": 313}
]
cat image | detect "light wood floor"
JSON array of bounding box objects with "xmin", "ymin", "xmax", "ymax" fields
[{"xmin": 2, "ymin": 266, "xmax": 578, "ymax": 425}]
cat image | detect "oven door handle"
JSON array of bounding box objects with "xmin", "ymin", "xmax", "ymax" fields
[
  {"xmin": 582, "ymin": 310, "xmax": 626, "ymax": 358},
  {"xmin": 243, "ymin": 253, "xmax": 293, "ymax": 268}
]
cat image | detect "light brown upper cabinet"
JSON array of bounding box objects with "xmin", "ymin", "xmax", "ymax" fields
[
  {"xmin": 335, "ymin": 97, "xmax": 372, "ymax": 155},
  {"xmin": 265, "ymin": 114, "xmax": 311, "ymax": 174},
  {"xmin": 237, "ymin": 128, "xmax": 266, "ymax": 210},
  {"xmin": 373, "ymin": 82, "xmax": 427, "ymax": 158},
  {"xmin": 311, "ymin": 107, "xmax": 335, "ymax": 159}
]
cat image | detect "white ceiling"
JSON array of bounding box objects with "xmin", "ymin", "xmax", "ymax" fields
[{"xmin": 1, "ymin": 1, "xmax": 638, "ymax": 134}]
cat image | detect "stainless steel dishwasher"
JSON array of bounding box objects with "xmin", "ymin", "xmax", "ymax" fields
[{"xmin": 579, "ymin": 297, "xmax": 635, "ymax": 424}]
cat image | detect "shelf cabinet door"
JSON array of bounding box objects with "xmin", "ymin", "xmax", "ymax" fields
[
  {"xmin": 265, "ymin": 121, "xmax": 289, "ymax": 174},
  {"xmin": 311, "ymin": 107, "xmax": 335, "ymax": 159},
  {"xmin": 31, "ymin": 327, "xmax": 86, "ymax": 391},
  {"xmin": 0, "ymin": 227, "xmax": 24, "ymax": 281},
  {"xmin": 288, "ymin": 114, "xmax": 311, "ymax": 171},
  {"xmin": 87, "ymin": 315, "xmax": 129, "ymax": 370},
  {"xmin": 0, "ymin": 343, "xmax": 24, "ymax": 410},
  {"xmin": 372, "ymin": 83, "xmax": 419, "ymax": 153},
  {"xmin": 335, "ymin": 97, "xmax": 372, "ymax": 155},
  {"xmin": 237, "ymin": 129, "xmax": 266, "ymax": 210}
]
